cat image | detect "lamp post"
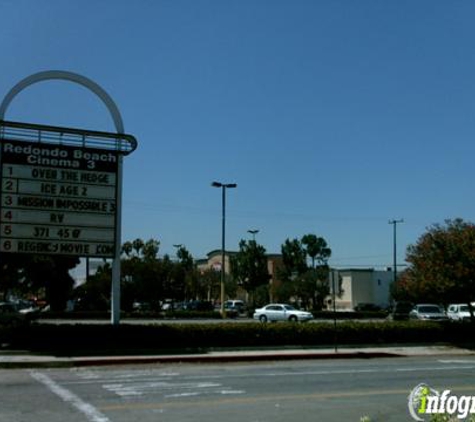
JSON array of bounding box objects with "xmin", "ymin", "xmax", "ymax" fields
[
  {"xmin": 247, "ymin": 229, "xmax": 259, "ymax": 241},
  {"xmin": 211, "ymin": 181, "xmax": 237, "ymax": 316},
  {"xmin": 389, "ymin": 219, "xmax": 404, "ymax": 284}
]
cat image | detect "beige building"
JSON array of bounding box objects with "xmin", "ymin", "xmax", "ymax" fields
[
  {"xmin": 197, "ymin": 252, "xmax": 392, "ymax": 309},
  {"xmin": 196, "ymin": 250, "xmax": 283, "ymax": 302},
  {"xmin": 331, "ymin": 268, "xmax": 393, "ymax": 310},
  {"xmin": 196, "ymin": 249, "xmax": 235, "ymax": 274}
]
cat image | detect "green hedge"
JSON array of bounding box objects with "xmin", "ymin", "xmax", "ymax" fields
[
  {"xmin": 312, "ymin": 311, "xmax": 389, "ymax": 319},
  {"xmin": 1, "ymin": 320, "xmax": 473, "ymax": 356},
  {"xmin": 37, "ymin": 310, "xmax": 388, "ymax": 321},
  {"xmin": 36, "ymin": 310, "xmax": 223, "ymax": 320}
]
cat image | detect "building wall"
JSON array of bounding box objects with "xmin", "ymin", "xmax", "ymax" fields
[
  {"xmin": 335, "ymin": 274, "xmax": 353, "ymax": 310},
  {"xmin": 197, "ymin": 250, "xmax": 283, "ymax": 302},
  {"xmin": 371, "ymin": 271, "xmax": 393, "ymax": 306},
  {"xmin": 203, "ymin": 250, "xmax": 233, "ymax": 274},
  {"xmin": 198, "ymin": 253, "xmax": 392, "ymax": 310},
  {"xmin": 334, "ymin": 269, "xmax": 392, "ymax": 310},
  {"xmin": 351, "ymin": 271, "xmax": 374, "ymax": 307}
]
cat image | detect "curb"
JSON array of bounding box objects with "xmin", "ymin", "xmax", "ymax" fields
[
  {"xmin": 0, "ymin": 350, "xmax": 404, "ymax": 369},
  {"xmin": 2, "ymin": 344, "xmax": 474, "ymax": 369}
]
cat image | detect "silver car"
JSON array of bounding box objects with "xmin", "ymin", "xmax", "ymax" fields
[
  {"xmin": 253, "ymin": 304, "xmax": 313, "ymax": 323},
  {"xmin": 409, "ymin": 304, "xmax": 449, "ymax": 321}
]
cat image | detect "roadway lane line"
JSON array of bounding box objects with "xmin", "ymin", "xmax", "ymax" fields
[
  {"xmin": 99, "ymin": 385, "xmax": 475, "ymax": 412},
  {"xmin": 30, "ymin": 371, "xmax": 110, "ymax": 422}
]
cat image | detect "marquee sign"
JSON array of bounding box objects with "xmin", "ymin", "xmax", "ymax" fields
[
  {"xmin": 0, "ymin": 70, "xmax": 138, "ymax": 324},
  {"xmin": 0, "ymin": 139, "xmax": 119, "ymax": 257}
]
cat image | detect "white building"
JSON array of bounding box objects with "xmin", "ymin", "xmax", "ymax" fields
[{"xmin": 332, "ymin": 268, "xmax": 393, "ymax": 310}]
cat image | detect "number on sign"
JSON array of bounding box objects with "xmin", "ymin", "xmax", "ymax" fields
[
  {"xmin": 3, "ymin": 180, "xmax": 14, "ymax": 191},
  {"xmin": 57, "ymin": 229, "xmax": 81, "ymax": 239},
  {"xmin": 33, "ymin": 227, "xmax": 50, "ymax": 238}
]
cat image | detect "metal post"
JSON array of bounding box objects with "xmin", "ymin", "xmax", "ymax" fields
[
  {"xmin": 212, "ymin": 181, "xmax": 237, "ymax": 317},
  {"xmin": 111, "ymin": 154, "xmax": 124, "ymax": 325},
  {"xmin": 332, "ymin": 270, "xmax": 338, "ymax": 353},
  {"xmin": 389, "ymin": 219, "xmax": 404, "ymax": 284},
  {"xmin": 247, "ymin": 229, "xmax": 259, "ymax": 241},
  {"xmin": 221, "ymin": 186, "xmax": 226, "ymax": 316}
]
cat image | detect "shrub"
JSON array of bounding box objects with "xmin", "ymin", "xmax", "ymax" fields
[{"xmin": 2, "ymin": 320, "xmax": 473, "ymax": 355}]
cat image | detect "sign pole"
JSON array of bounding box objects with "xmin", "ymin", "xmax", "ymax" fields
[{"xmin": 111, "ymin": 154, "xmax": 123, "ymax": 325}]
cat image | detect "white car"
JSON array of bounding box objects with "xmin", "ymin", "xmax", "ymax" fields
[
  {"xmin": 447, "ymin": 304, "xmax": 472, "ymax": 321},
  {"xmin": 253, "ymin": 304, "xmax": 313, "ymax": 323},
  {"xmin": 409, "ymin": 304, "xmax": 449, "ymax": 321}
]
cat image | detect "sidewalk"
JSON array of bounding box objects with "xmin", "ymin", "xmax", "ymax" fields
[{"xmin": 0, "ymin": 345, "xmax": 473, "ymax": 369}]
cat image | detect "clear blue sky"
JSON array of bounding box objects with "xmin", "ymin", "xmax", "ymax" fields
[{"xmin": 1, "ymin": 0, "xmax": 475, "ymax": 270}]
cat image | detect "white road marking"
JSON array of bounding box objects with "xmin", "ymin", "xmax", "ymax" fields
[
  {"xmin": 61, "ymin": 362, "xmax": 475, "ymax": 405},
  {"xmin": 219, "ymin": 390, "xmax": 246, "ymax": 395},
  {"xmin": 165, "ymin": 392, "xmax": 201, "ymax": 398},
  {"xmin": 68, "ymin": 361, "xmax": 475, "ymax": 389},
  {"xmin": 103, "ymin": 380, "xmax": 223, "ymax": 397},
  {"xmin": 30, "ymin": 371, "xmax": 111, "ymax": 422}
]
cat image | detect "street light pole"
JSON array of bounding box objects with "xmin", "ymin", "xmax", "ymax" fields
[
  {"xmin": 389, "ymin": 219, "xmax": 404, "ymax": 284},
  {"xmin": 247, "ymin": 229, "xmax": 259, "ymax": 241},
  {"xmin": 212, "ymin": 181, "xmax": 237, "ymax": 316}
]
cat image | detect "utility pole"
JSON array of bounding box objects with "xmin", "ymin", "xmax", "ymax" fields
[
  {"xmin": 389, "ymin": 219, "xmax": 404, "ymax": 284},
  {"xmin": 211, "ymin": 182, "xmax": 237, "ymax": 316}
]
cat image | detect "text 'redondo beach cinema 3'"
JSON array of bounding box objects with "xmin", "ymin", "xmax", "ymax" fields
[{"xmin": 0, "ymin": 70, "xmax": 137, "ymax": 324}]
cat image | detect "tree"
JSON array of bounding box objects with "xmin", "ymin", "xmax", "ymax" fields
[
  {"xmin": 398, "ymin": 218, "xmax": 475, "ymax": 311},
  {"xmin": 230, "ymin": 239, "xmax": 270, "ymax": 306},
  {"xmin": 75, "ymin": 262, "xmax": 111, "ymax": 311},
  {"xmin": 132, "ymin": 238, "xmax": 145, "ymax": 256},
  {"xmin": 276, "ymin": 234, "xmax": 332, "ymax": 309},
  {"xmin": 175, "ymin": 246, "xmax": 193, "ymax": 271},
  {"xmin": 142, "ymin": 239, "xmax": 160, "ymax": 261},
  {"xmin": 121, "ymin": 238, "xmax": 164, "ymax": 310},
  {"xmin": 0, "ymin": 253, "xmax": 79, "ymax": 311},
  {"xmin": 79, "ymin": 239, "xmax": 203, "ymax": 311},
  {"xmin": 0, "ymin": 253, "xmax": 31, "ymax": 301},
  {"xmin": 301, "ymin": 234, "xmax": 332, "ymax": 268},
  {"xmin": 172, "ymin": 245, "xmax": 196, "ymax": 301},
  {"xmin": 280, "ymin": 238, "xmax": 307, "ymax": 278},
  {"xmin": 198, "ymin": 268, "xmax": 221, "ymax": 301}
]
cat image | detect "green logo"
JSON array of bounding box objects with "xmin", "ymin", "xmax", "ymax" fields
[
  {"xmin": 408, "ymin": 383, "xmax": 475, "ymax": 420},
  {"xmin": 408, "ymin": 383, "xmax": 440, "ymax": 421}
]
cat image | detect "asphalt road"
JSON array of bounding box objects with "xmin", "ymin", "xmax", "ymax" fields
[{"xmin": 2, "ymin": 355, "xmax": 475, "ymax": 422}]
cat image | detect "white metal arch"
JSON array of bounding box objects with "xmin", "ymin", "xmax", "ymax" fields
[
  {"xmin": 0, "ymin": 70, "xmax": 125, "ymax": 133},
  {"xmin": 0, "ymin": 70, "xmax": 129, "ymax": 325}
]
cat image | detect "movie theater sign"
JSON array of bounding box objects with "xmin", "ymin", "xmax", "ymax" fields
[{"xmin": 0, "ymin": 140, "xmax": 118, "ymax": 258}]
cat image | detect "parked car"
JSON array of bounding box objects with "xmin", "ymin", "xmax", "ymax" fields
[
  {"xmin": 447, "ymin": 304, "xmax": 472, "ymax": 321},
  {"xmin": 409, "ymin": 304, "xmax": 449, "ymax": 321},
  {"xmin": 253, "ymin": 304, "xmax": 313, "ymax": 323},
  {"xmin": 183, "ymin": 300, "xmax": 214, "ymax": 312},
  {"xmin": 225, "ymin": 300, "xmax": 246, "ymax": 313},
  {"xmin": 388, "ymin": 301, "xmax": 413, "ymax": 321}
]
